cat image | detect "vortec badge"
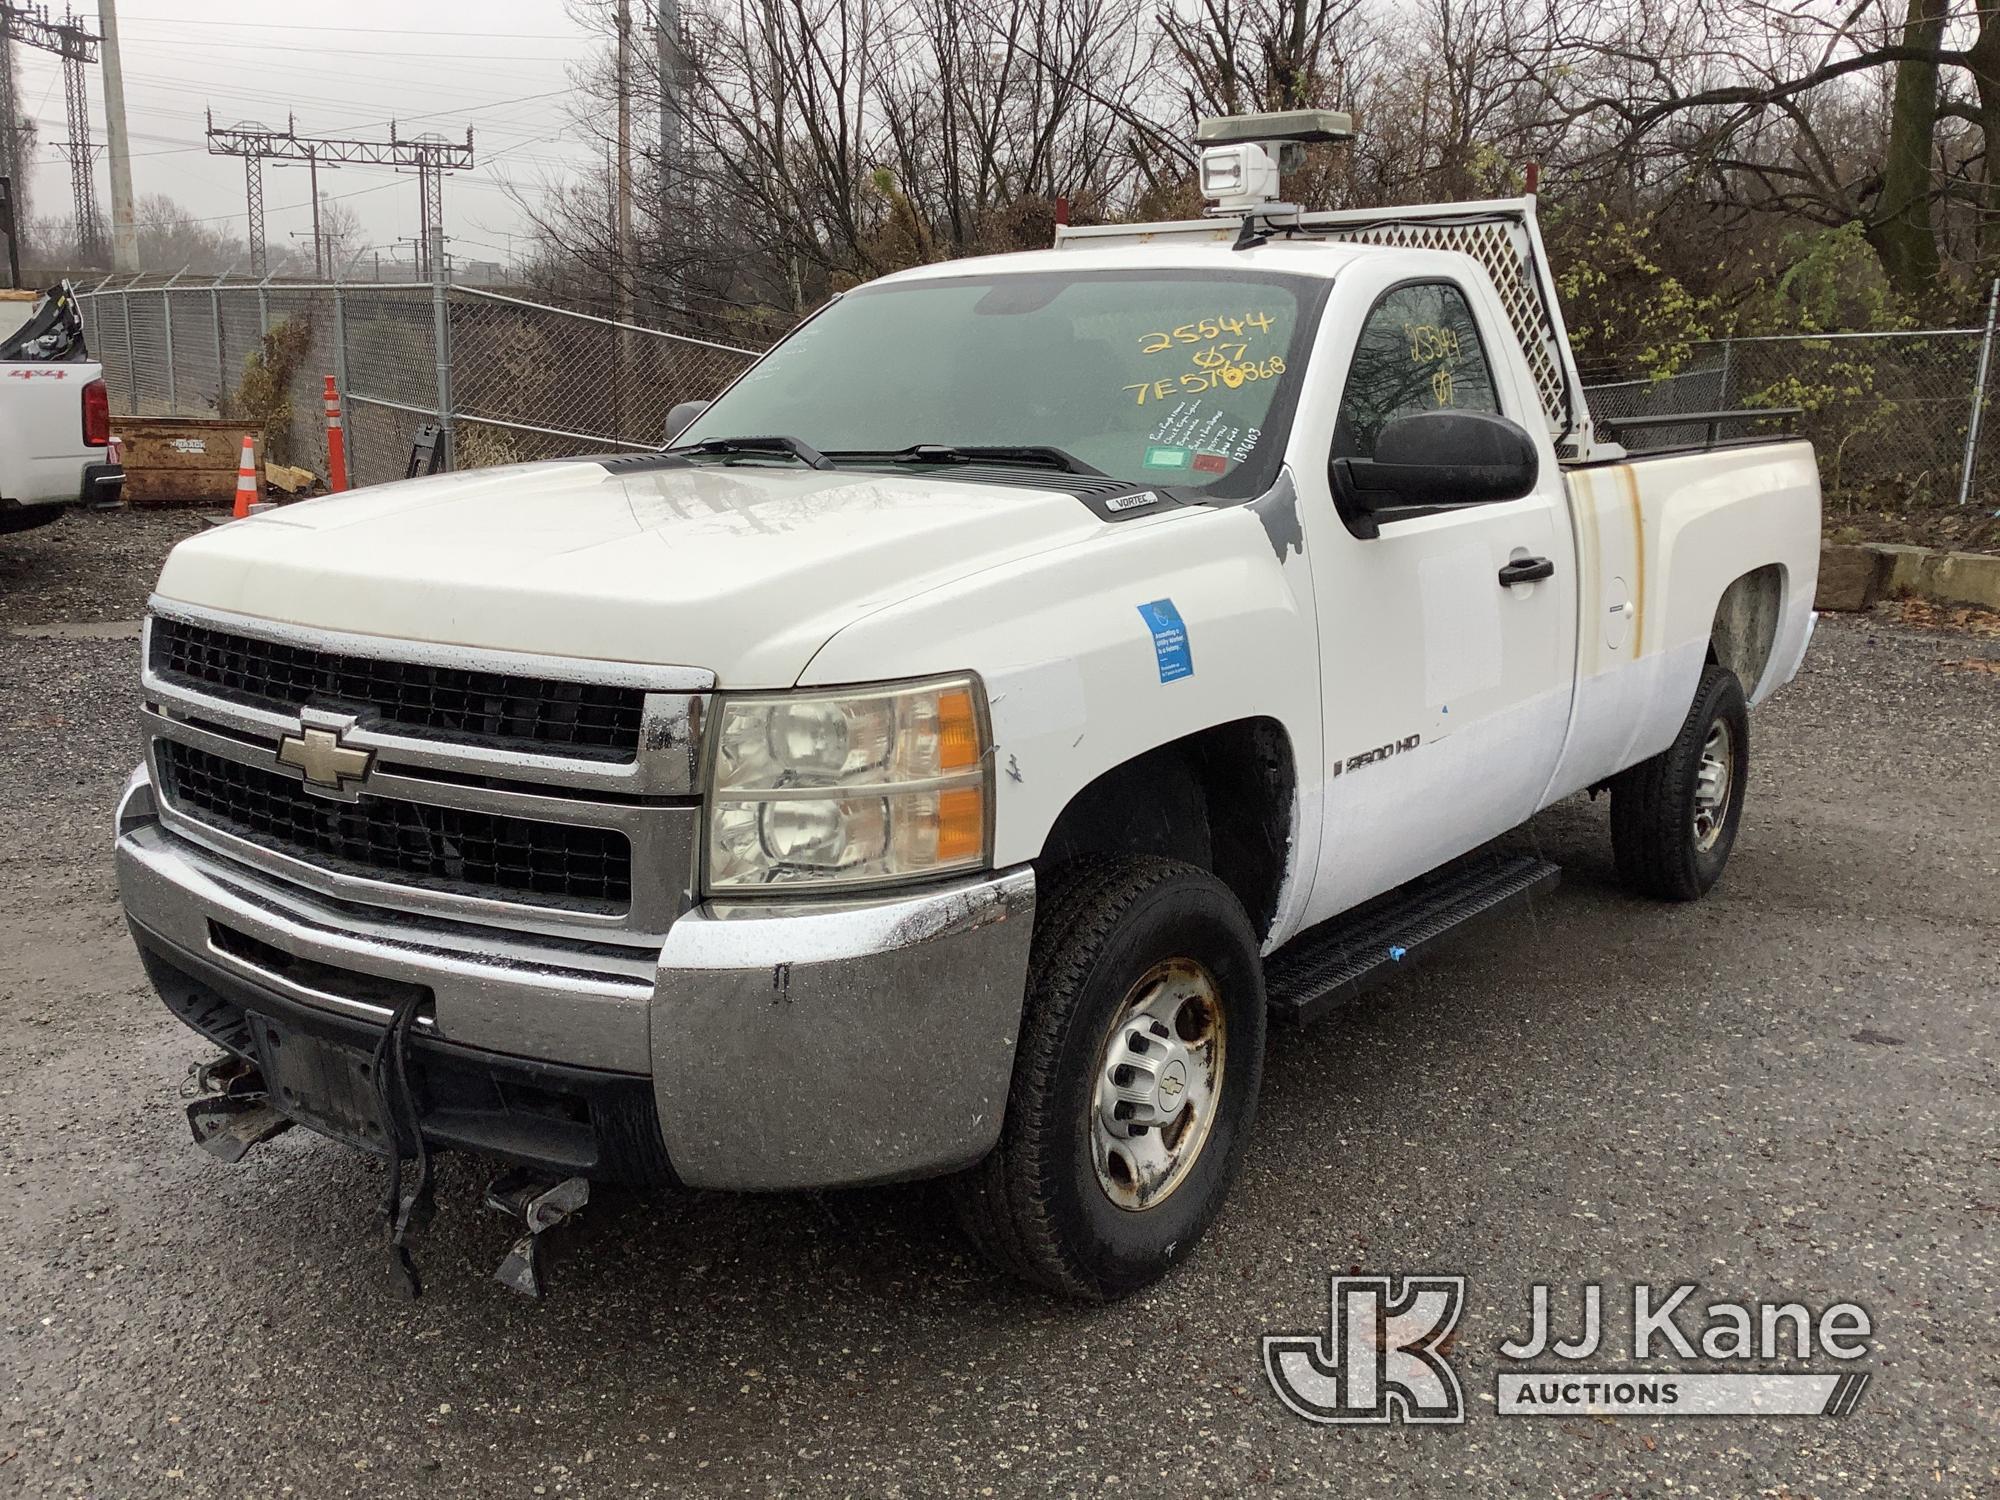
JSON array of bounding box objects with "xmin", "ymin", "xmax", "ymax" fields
[{"xmin": 276, "ymin": 724, "xmax": 373, "ymax": 793}]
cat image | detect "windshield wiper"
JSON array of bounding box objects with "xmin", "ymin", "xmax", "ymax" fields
[
  {"xmin": 665, "ymin": 434, "xmax": 836, "ymax": 470},
  {"xmin": 827, "ymin": 443, "xmax": 1105, "ymax": 477}
]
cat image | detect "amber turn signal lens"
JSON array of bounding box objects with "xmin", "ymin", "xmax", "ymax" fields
[
  {"xmin": 936, "ymin": 687, "xmax": 981, "ymax": 772},
  {"xmin": 935, "ymin": 785, "xmax": 985, "ymax": 863}
]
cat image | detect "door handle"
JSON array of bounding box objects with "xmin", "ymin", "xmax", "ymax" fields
[{"xmin": 1497, "ymin": 556, "xmax": 1555, "ymax": 587}]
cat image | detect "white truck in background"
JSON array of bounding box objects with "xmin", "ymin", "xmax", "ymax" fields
[
  {"xmin": 114, "ymin": 112, "xmax": 1820, "ymax": 1302},
  {"xmin": 1, "ymin": 283, "xmax": 124, "ymax": 534}
]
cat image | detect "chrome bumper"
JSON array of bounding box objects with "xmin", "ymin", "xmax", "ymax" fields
[
  {"xmin": 117, "ymin": 768, "xmax": 1036, "ymax": 1190},
  {"xmin": 653, "ymin": 867, "xmax": 1036, "ymax": 1189}
]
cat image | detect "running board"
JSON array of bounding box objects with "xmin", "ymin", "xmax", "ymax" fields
[{"xmin": 1265, "ymin": 853, "xmax": 1561, "ymax": 1026}]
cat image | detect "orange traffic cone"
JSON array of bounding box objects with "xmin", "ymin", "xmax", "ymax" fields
[{"xmin": 232, "ymin": 436, "xmax": 259, "ymax": 519}]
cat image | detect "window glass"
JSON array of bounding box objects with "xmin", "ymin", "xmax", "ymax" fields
[
  {"xmin": 680, "ymin": 271, "xmax": 1320, "ymax": 494},
  {"xmin": 1332, "ymin": 282, "xmax": 1500, "ymax": 459}
]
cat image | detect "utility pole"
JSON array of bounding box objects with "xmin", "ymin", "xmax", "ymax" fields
[
  {"xmin": 206, "ymin": 114, "xmax": 472, "ymax": 281},
  {"xmin": 655, "ymin": 0, "xmax": 680, "ymax": 318},
  {"xmin": 97, "ymin": 0, "xmax": 135, "ymax": 270},
  {"xmin": 614, "ymin": 0, "xmax": 633, "ymax": 328},
  {"xmin": 0, "ymin": 17, "xmax": 20, "ymax": 243},
  {"xmin": 2, "ymin": 6, "xmax": 104, "ymax": 261},
  {"xmin": 0, "ymin": 173, "xmax": 20, "ymax": 287},
  {"xmin": 206, "ymin": 111, "xmax": 289, "ymax": 276},
  {"xmin": 54, "ymin": 8, "xmax": 99, "ymax": 259}
]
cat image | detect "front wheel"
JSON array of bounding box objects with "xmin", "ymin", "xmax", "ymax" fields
[
  {"xmin": 1610, "ymin": 663, "xmax": 1750, "ymax": 901},
  {"xmin": 950, "ymin": 857, "xmax": 1267, "ymax": 1301}
]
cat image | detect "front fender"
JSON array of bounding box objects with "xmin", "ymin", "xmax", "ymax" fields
[{"xmin": 797, "ymin": 495, "xmax": 1325, "ymax": 940}]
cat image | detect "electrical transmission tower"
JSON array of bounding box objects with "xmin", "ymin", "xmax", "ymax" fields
[
  {"xmin": 206, "ymin": 113, "xmax": 474, "ymax": 279},
  {"xmin": 1, "ymin": 3, "xmax": 103, "ymax": 262}
]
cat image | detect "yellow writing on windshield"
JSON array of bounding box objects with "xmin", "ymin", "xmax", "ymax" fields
[
  {"xmin": 1126, "ymin": 310, "xmax": 1286, "ymax": 404},
  {"xmin": 1125, "ymin": 357, "xmax": 1286, "ymax": 404},
  {"xmin": 1137, "ymin": 311, "xmax": 1278, "ymax": 354}
]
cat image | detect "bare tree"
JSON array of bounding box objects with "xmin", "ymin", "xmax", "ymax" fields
[{"xmin": 517, "ymin": 0, "xmax": 2000, "ymax": 345}]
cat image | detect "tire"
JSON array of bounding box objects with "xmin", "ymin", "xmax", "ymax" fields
[
  {"xmin": 950, "ymin": 856, "xmax": 1267, "ymax": 1301},
  {"xmin": 1610, "ymin": 663, "xmax": 1750, "ymax": 901}
]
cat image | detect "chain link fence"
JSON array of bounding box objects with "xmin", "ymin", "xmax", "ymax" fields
[
  {"xmin": 73, "ymin": 269, "xmax": 2000, "ymax": 509},
  {"xmin": 1584, "ymin": 321, "xmax": 2000, "ymax": 507},
  {"xmin": 72, "ymin": 273, "xmax": 759, "ymax": 490}
]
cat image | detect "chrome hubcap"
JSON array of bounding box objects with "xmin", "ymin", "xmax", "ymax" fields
[
  {"xmin": 1693, "ymin": 720, "xmax": 1734, "ymax": 852},
  {"xmin": 1091, "ymin": 959, "xmax": 1226, "ymax": 1212}
]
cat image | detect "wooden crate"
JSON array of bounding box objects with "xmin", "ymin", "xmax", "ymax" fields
[{"xmin": 116, "ymin": 417, "xmax": 263, "ymax": 508}]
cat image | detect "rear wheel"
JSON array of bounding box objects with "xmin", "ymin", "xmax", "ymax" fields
[
  {"xmin": 1610, "ymin": 663, "xmax": 1750, "ymax": 901},
  {"xmin": 951, "ymin": 857, "xmax": 1266, "ymax": 1301}
]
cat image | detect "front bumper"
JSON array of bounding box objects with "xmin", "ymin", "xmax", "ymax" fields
[{"xmin": 116, "ymin": 769, "xmax": 1036, "ymax": 1191}]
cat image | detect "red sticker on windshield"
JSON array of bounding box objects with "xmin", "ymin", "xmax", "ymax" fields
[{"xmin": 1192, "ymin": 452, "xmax": 1229, "ymax": 473}]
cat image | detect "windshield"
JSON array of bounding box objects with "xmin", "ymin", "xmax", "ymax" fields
[{"xmin": 679, "ymin": 268, "xmax": 1325, "ymax": 497}]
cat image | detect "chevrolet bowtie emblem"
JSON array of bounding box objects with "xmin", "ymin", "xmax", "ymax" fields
[{"xmin": 276, "ymin": 725, "xmax": 374, "ymax": 791}]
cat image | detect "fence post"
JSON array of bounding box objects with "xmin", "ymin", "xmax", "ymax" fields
[
  {"xmin": 331, "ymin": 280, "xmax": 352, "ymax": 483},
  {"xmin": 119, "ymin": 286, "xmax": 136, "ymax": 412},
  {"xmin": 161, "ymin": 288, "xmax": 177, "ymax": 415},
  {"xmin": 211, "ymin": 276, "xmax": 225, "ymax": 413},
  {"xmin": 1960, "ymin": 278, "xmax": 2000, "ymax": 506},
  {"xmin": 429, "ymin": 226, "xmax": 453, "ymax": 471},
  {"xmin": 1717, "ymin": 338, "xmax": 1734, "ymax": 411},
  {"xmin": 257, "ymin": 275, "xmax": 270, "ymax": 340}
]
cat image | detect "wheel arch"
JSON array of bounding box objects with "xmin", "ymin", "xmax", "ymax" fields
[
  {"xmin": 1706, "ymin": 562, "xmax": 1787, "ymax": 701},
  {"xmin": 1037, "ymin": 716, "xmax": 1298, "ymax": 946}
]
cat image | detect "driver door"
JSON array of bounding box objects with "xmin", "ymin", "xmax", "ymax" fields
[{"xmin": 1293, "ymin": 269, "xmax": 1577, "ymax": 922}]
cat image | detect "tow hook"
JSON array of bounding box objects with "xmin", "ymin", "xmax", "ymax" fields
[
  {"xmin": 181, "ymin": 1052, "xmax": 293, "ymax": 1165},
  {"xmin": 484, "ymin": 1169, "xmax": 589, "ymax": 1299}
]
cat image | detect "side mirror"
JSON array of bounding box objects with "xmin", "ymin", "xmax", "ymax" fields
[
  {"xmin": 663, "ymin": 399, "xmax": 710, "ymax": 444},
  {"xmin": 1332, "ymin": 409, "xmax": 1540, "ymax": 537}
]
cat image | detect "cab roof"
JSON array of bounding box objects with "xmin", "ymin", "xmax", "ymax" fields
[{"xmin": 869, "ymin": 236, "xmax": 1388, "ymax": 287}]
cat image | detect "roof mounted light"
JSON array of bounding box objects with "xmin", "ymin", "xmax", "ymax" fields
[
  {"xmin": 1195, "ymin": 110, "xmax": 1356, "ymax": 148},
  {"xmin": 1195, "ymin": 109, "xmax": 1356, "ymax": 215}
]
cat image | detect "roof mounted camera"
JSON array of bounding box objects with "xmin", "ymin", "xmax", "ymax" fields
[{"xmin": 1195, "ymin": 109, "xmax": 1355, "ymax": 220}]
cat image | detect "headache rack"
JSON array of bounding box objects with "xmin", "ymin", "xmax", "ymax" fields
[
  {"xmin": 1590, "ymin": 407, "xmax": 1805, "ymax": 457},
  {"xmin": 1057, "ymin": 195, "xmax": 1620, "ymax": 462}
]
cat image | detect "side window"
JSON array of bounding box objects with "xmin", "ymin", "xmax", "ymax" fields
[{"xmin": 1332, "ymin": 282, "xmax": 1500, "ymax": 460}]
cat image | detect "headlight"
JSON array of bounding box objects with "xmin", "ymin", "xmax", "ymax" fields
[{"xmin": 703, "ymin": 674, "xmax": 991, "ymax": 893}]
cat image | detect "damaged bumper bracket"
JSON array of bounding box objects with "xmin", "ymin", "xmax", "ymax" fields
[
  {"xmin": 485, "ymin": 1169, "xmax": 590, "ymax": 1298},
  {"xmin": 183, "ymin": 1054, "xmax": 294, "ymax": 1164}
]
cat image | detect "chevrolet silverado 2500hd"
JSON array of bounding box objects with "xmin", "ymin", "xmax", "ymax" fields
[
  {"xmin": 115, "ymin": 113, "xmax": 1819, "ymax": 1301},
  {"xmin": 1, "ymin": 283, "xmax": 123, "ymax": 533}
]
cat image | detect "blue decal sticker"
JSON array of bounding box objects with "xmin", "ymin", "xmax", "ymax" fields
[{"xmin": 1138, "ymin": 598, "xmax": 1193, "ymax": 683}]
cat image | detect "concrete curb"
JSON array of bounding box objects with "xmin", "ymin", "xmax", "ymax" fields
[{"xmin": 1817, "ymin": 542, "xmax": 2000, "ymax": 612}]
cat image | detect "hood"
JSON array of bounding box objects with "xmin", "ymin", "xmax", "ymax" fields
[{"xmin": 152, "ymin": 458, "xmax": 1111, "ymax": 686}]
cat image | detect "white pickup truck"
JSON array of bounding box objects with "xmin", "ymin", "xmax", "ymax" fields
[
  {"xmin": 0, "ymin": 283, "xmax": 123, "ymax": 533},
  {"xmin": 114, "ymin": 113, "xmax": 1819, "ymax": 1301}
]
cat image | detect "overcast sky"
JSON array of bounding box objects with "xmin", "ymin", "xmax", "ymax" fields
[{"xmin": 9, "ymin": 0, "xmax": 603, "ymax": 272}]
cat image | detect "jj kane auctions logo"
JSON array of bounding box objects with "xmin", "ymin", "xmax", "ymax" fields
[{"xmin": 1263, "ymin": 1277, "xmax": 1873, "ymax": 1423}]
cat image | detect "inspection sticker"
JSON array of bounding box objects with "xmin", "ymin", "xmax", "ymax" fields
[
  {"xmin": 1138, "ymin": 598, "xmax": 1193, "ymax": 683},
  {"xmin": 1144, "ymin": 444, "xmax": 1192, "ymax": 470}
]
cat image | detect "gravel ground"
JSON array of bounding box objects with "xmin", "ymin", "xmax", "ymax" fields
[
  {"xmin": 2, "ymin": 516, "xmax": 1997, "ymax": 1498},
  {"xmin": 0, "ymin": 508, "xmax": 208, "ymax": 631}
]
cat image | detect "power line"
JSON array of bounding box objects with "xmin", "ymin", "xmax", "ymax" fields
[
  {"xmin": 110, "ymin": 16, "xmax": 585, "ymax": 39},
  {"xmin": 119, "ymin": 34, "xmax": 592, "ymax": 62}
]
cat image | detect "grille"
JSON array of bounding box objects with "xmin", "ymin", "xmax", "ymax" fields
[
  {"xmin": 150, "ymin": 617, "xmax": 645, "ymax": 759},
  {"xmin": 156, "ymin": 740, "xmax": 631, "ymax": 910}
]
